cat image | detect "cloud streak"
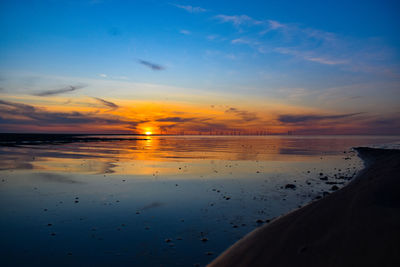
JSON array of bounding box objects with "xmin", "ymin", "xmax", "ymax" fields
[
  {"xmin": 180, "ymin": 29, "xmax": 191, "ymax": 35},
  {"xmin": 33, "ymin": 84, "xmax": 86, "ymax": 96},
  {"xmin": 225, "ymin": 107, "xmax": 259, "ymax": 121},
  {"xmin": 93, "ymin": 97, "xmax": 119, "ymax": 109},
  {"xmin": 275, "ymin": 48, "xmax": 348, "ymax": 65},
  {"xmin": 0, "ymin": 99, "xmax": 129, "ymax": 127},
  {"xmin": 138, "ymin": 59, "xmax": 165, "ymax": 71},
  {"xmin": 156, "ymin": 116, "xmax": 195, "ymax": 123},
  {"xmin": 215, "ymin": 14, "xmax": 262, "ymax": 26},
  {"xmin": 277, "ymin": 112, "xmax": 363, "ymax": 123},
  {"xmin": 173, "ymin": 4, "xmax": 206, "ymax": 13}
]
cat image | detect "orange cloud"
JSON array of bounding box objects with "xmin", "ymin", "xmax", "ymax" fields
[{"xmin": 1, "ymin": 93, "xmax": 396, "ymax": 135}]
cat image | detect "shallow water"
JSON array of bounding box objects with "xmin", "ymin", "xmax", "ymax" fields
[{"xmin": 0, "ymin": 135, "xmax": 399, "ymax": 266}]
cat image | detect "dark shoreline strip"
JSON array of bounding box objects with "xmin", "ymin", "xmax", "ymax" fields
[
  {"xmin": 0, "ymin": 133, "xmax": 147, "ymax": 146},
  {"xmin": 209, "ymin": 147, "xmax": 400, "ymax": 267}
]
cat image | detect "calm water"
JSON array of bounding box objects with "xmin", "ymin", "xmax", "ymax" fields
[{"xmin": 0, "ymin": 135, "xmax": 399, "ymax": 266}]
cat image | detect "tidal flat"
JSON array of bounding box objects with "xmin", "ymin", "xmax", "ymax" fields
[{"xmin": 0, "ymin": 135, "xmax": 398, "ymax": 266}]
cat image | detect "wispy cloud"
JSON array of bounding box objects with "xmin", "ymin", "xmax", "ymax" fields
[
  {"xmin": 214, "ymin": 12, "xmax": 394, "ymax": 72},
  {"xmin": 214, "ymin": 14, "xmax": 262, "ymax": 26},
  {"xmin": 92, "ymin": 97, "xmax": 119, "ymax": 109},
  {"xmin": 277, "ymin": 112, "xmax": 362, "ymax": 123},
  {"xmin": 275, "ymin": 47, "xmax": 348, "ymax": 65},
  {"xmin": 231, "ymin": 38, "xmax": 257, "ymax": 45},
  {"xmin": 207, "ymin": 35, "xmax": 219, "ymax": 41},
  {"xmin": 180, "ymin": 29, "xmax": 191, "ymax": 35},
  {"xmin": 259, "ymin": 20, "xmax": 288, "ymax": 34},
  {"xmin": 138, "ymin": 59, "xmax": 165, "ymax": 71},
  {"xmin": 225, "ymin": 107, "xmax": 259, "ymax": 121},
  {"xmin": 0, "ymin": 99, "xmax": 129, "ymax": 127},
  {"xmin": 33, "ymin": 84, "xmax": 87, "ymax": 96},
  {"xmin": 172, "ymin": 4, "xmax": 206, "ymax": 13},
  {"xmin": 156, "ymin": 116, "xmax": 195, "ymax": 123}
]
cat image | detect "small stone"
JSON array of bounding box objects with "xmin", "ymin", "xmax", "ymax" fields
[
  {"xmin": 285, "ymin": 184, "xmax": 296, "ymax": 189},
  {"xmin": 206, "ymin": 252, "xmax": 214, "ymax": 255},
  {"xmin": 256, "ymin": 219, "xmax": 264, "ymax": 224},
  {"xmin": 331, "ymin": 185, "xmax": 339, "ymax": 191},
  {"xmin": 165, "ymin": 238, "xmax": 172, "ymax": 243},
  {"xmin": 201, "ymin": 237, "xmax": 208, "ymax": 242},
  {"xmin": 50, "ymin": 232, "xmax": 56, "ymax": 236},
  {"xmin": 47, "ymin": 223, "xmax": 52, "ymax": 226}
]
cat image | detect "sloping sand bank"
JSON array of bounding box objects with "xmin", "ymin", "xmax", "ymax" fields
[{"xmin": 209, "ymin": 147, "xmax": 400, "ymax": 267}]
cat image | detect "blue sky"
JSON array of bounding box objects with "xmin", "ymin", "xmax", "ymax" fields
[{"xmin": 0, "ymin": 0, "xmax": 399, "ymax": 134}]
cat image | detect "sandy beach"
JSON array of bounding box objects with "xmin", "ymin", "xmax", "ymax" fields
[{"xmin": 209, "ymin": 147, "xmax": 400, "ymax": 267}]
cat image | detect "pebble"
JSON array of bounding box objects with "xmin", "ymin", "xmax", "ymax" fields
[{"xmin": 285, "ymin": 184, "xmax": 296, "ymax": 189}]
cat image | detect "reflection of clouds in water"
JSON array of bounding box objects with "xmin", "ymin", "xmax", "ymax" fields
[
  {"xmin": 0, "ymin": 154, "xmax": 34, "ymax": 170},
  {"xmin": 1, "ymin": 136, "xmax": 399, "ymax": 175},
  {"xmin": 100, "ymin": 162, "xmax": 117, "ymax": 174},
  {"xmin": 34, "ymin": 172, "xmax": 83, "ymax": 184}
]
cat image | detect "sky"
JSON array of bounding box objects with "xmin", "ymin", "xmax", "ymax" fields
[{"xmin": 0, "ymin": 0, "xmax": 399, "ymax": 134}]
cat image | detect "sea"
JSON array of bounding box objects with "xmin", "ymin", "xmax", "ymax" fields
[{"xmin": 0, "ymin": 135, "xmax": 399, "ymax": 266}]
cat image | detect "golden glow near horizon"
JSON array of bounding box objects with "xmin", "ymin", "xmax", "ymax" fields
[{"xmin": 0, "ymin": 92, "xmax": 395, "ymax": 135}]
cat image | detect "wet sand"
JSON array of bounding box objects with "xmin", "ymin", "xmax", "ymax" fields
[{"xmin": 209, "ymin": 147, "xmax": 400, "ymax": 267}]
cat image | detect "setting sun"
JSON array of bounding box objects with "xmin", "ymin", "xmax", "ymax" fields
[{"xmin": 145, "ymin": 131, "xmax": 152, "ymax": 135}]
